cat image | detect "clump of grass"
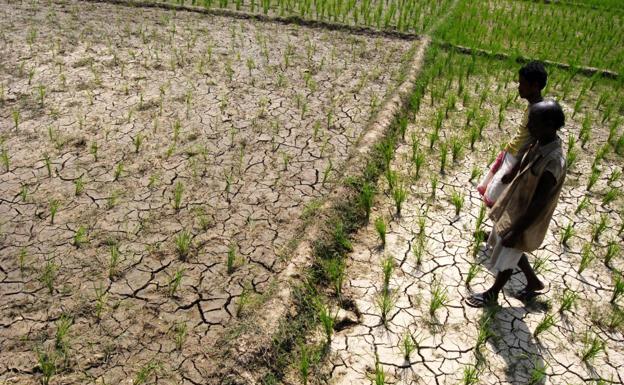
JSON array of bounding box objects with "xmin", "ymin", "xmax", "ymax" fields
[
  {"xmin": 134, "ymin": 360, "xmax": 160, "ymax": 385},
  {"xmin": 94, "ymin": 283, "xmax": 108, "ymax": 320},
  {"xmin": 227, "ymin": 243, "xmax": 237, "ymax": 274},
  {"xmin": 90, "ymin": 142, "xmax": 98, "ymax": 161},
  {"xmin": 578, "ymin": 243, "xmax": 594, "ymax": 274},
  {"xmin": 109, "ymin": 244, "xmax": 121, "ymax": 279},
  {"xmin": 375, "ymin": 217, "xmax": 387, "ymax": 248},
  {"xmin": 43, "ymin": 153, "xmax": 52, "ymax": 177},
  {"xmin": 392, "ymin": 181, "xmax": 407, "ymax": 216},
  {"xmin": 472, "ymin": 230, "xmax": 485, "ymax": 258},
  {"xmin": 607, "ymin": 307, "xmax": 624, "ymax": 331},
  {"xmin": 113, "ymin": 162, "xmax": 124, "ymax": 181},
  {"xmin": 450, "ymin": 190, "xmax": 464, "ymax": 217},
  {"xmin": 0, "ymin": 147, "xmax": 9, "ymax": 172},
  {"xmin": 172, "ymin": 322, "xmax": 187, "ymax": 351},
  {"xmin": 374, "ymin": 352, "xmax": 385, "ymax": 385},
  {"xmin": 469, "ymin": 166, "xmax": 482, "ymax": 183},
  {"xmin": 439, "ymin": 141, "xmax": 448, "ymax": 175},
  {"xmin": 37, "ymin": 349, "xmax": 56, "ymax": 385},
  {"xmin": 429, "ymin": 278, "xmax": 448, "ymax": 317},
  {"xmin": 299, "ymin": 342, "xmax": 311, "ymax": 385},
  {"xmin": 49, "ymin": 199, "xmax": 60, "ymax": 224},
  {"xmin": 465, "ymin": 262, "xmax": 481, "ymax": 287},
  {"xmin": 528, "ymin": 359, "xmax": 548, "ymax": 385},
  {"xmin": 412, "ymin": 235, "xmax": 426, "ymax": 266},
  {"xmin": 73, "ymin": 226, "xmax": 88, "ymax": 248},
  {"xmin": 359, "ymin": 182, "xmax": 375, "ymax": 222},
  {"xmin": 451, "ymin": 136, "xmax": 463, "ymax": 163},
  {"xmin": 133, "ymin": 134, "xmax": 143, "ymax": 153},
  {"xmin": 575, "ymin": 196, "xmax": 590, "ymax": 214},
  {"xmin": 558, "ymin": 288, "xmax": 578, "ymax": 313},
  {"xmin": 381, "ymin": 256, "xmax": 394, "ymax": 295},
  {"xmin": 462, "ymin": 365, "xmax": 479, "ymax": 385},
  {"xmin": 533, "ymin": 253, "xmax": 550, "ymax": 275},
  {"xmin": 533, "ymin": 313, "xmax": 556, "ymax": 338},
  {"xmin": 173, "ymin": 181, "xmax": 184, "ymax": 210},
  {"xmin": 475, "ymin": 308, "xmax": 497, "ymax": 363},
  {"xmin": 601, "ymin": 188, "xmax": 619, "ymax": 207},
  {"xmin": 591, "ymin": 214, "xmax": 608, "ymax": 243},
  {"xmin": 611, "ymin": 272, "xmax": 624, "ymax": 304},
  {"xmin": 430, "ymin": 175, "xmax": 438, "ymax": 200},
  {"xmin": 12, "ymin": 109, "xmax": 20, "ymax": 130},
  {"xmin": 175, "ymin": 230, "xmax": 192, "ymax": 261},
  {"xmin": 560, "ymin": 223, "xmax": 574, "ymax": 246},
  {"xmin": 566, "ymin": 136, "xmax": 578, "ymax": 169},
  {"xmin": 400, "ymin": 332, "xmax": 416, "ymax": 361},
  {"xmin": 586, "ymin": 166, "xmax": 601, "ymax": 191},
  {"xmin": 168, "ymin": 268, "xmax": 184, "ymax": 297},
  {"xmin": 55, "ymin": 314, "xmax": 72, "ymax": 355},
  {"xmin": 581, "ymin": 333, "xmax": 605, "ymax": 363},
  {"xmin": 74, "ymin": 176, "xmax": 84, "ymax": 195},
  {"xmin": 317, "ymin": 300, "xmax": 335, "ymax": 346},
  {"xmin": 604, "ymin": 241, "xmax": 620, "ymax": 267},
  {"xmin": 608, "ymin": 168, "xmax": 621, "ymax": 185},
  {"xmin": 411, "ymin": 138, "xmax": 425, "ymax": 180},
  {"xmin": 322, "ymin": 257, "xmax": 345, "ymax": 297},
  {"xmin": 40, "ymin": 259, "xmax": 58, "ymax": 294}
]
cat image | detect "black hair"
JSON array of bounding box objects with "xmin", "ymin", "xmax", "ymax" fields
[
  {"xmin": 519, "ymin": 61, "xmax": 548, "ymax": 90},
  {"xmin": 530, "ymin": 99, "xmax": 565, "ymax": 131}
]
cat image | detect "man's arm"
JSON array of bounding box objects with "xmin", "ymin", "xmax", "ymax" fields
[{"xmin": 501, "ymin": 171, "xmax": 557, "ymax": 247}]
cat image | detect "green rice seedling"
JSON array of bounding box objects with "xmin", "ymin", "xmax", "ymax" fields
[
  {"xmin": 575, "ymin": 196, "xmax": 590, "ymax": 215},
  {"xmin": 381, "ymin": 256, "xmax": 394, "ymax": 295},
  {"xmin": 322, "ymin": 257, "xmax": 345, "ymax": 297},
  {"xmin": 49, "ymin": 199, "xmax": 60, "ymax": 224},
  {"xmin": 472, "ymin": 231, "xmax": 485, "ymax": 258},
  {"xmin": 322, "ymin": 159, "xmax": 332, "ymax": 186},
  {"xmin": 475, "ymin": 308, "xmax": 496, "ymax": 356},
  {"xmin": 40, "ymin": 259, "xmax": 57, "ymax": 294},
  {"xmin": 43, "ymin": 153, "xmax": 52, "ymax": 177},
  {"xmin": 173, "ymin": 181, "xmax": 184, "ymax": 210},
  {"xmin": 134, "ymin": 360, "xmax": 160, "ymax": 385},
  {"xmin": 430, "ymin": 175, "xmax": 438, "ymax": 200},
  {"xmin": 133, "ymin": 134, "xmax": 143, "ymax": 153},
  {"xmin": 359, "ymin": 182, "xmax": 374, "ymax": 222},
  {"xmin": 475, "ymin": 204, "xmax": 487, "ymax": 233},
  {"xmin": 400, "ymin": 332, "xmax": 416, "ymax": 361},
  {"xmin": 94, "ymin": 283, "xmax": 107, "ymax": 320},
  {"xmin": 428, "ymin": 128, "xmax": 440, "ymax": 151},
  {"xmin": 469, "ymin": 125, "xmax": 480, "ymax": 151},
  {"xmin": 376, "ymin": 288, "xmax": 396, "ymax": 327},
  {"xmin": 439, "ymin": 141, "xmax": 448, "ymax": 175},
  {"xmin": 37, "ymin": 350, "xmax": 56, "ymax": 385},
  {"xmin": 586, "ymin": 166, "xmax": 601, "ymax": 192},
  {"xmin": 18, "ymin": 247, "xmax": 27, "ymax": 273},
  {"xmin": 616, "ymin": 134, "xmax": 624, "ymax": 156},
  {"xmin": 608, "ymin": 169, "xmax": 621, "ymax": 185},
  {"xmin": 533, "ymin": 253, "xmax": 550, "ymax": 275},
  {"xmin": 604, "ymin": 241, "xmax": 620, "ymax": 267},
  {"xmin": 451, "ymin": 136, "xmax": 463, "ymax": 163},
  {"xmin": 38, "ymin": 84, "xmax": 46, "ymax": 106},
  {"xmin": 601, "ymin": 188, "xmax": 619, "ymax": 207},
  {"xmin": 581, "ymin": 333, "xmax": 605, "ymax": 363},
  {"xmin": 594, "ymin": 144, "xmax": 610, "ymax": 166},
  {"xmin": 12, "ymin": 109, "xmax": 20, "ymax": 130},
  {"xmin": 19, "ymin": 184, "xmax": 28, "ymax": 202},
  {"xmin": 392, "ymin": 181, "xmax": 407, "ymax": 216},
  {"xmin": 578, "ymin": 243, "xmax": 594, "ymax": 274},
  {"xmin": 175, "ymin": 230, "xmax": 192, "ymax": 261},
  {"xmin": 299, "ymin": 342, "xmax": 311, "ymax": 385},
  {"xmin": 413, "ymin": 236, "xmax": 425, "ymax": 266},
  {"xmin": 107, "ymin": 190, "xmax": 119, "ymax": 209},
  {"xmin": 462, "ymin": 365, "xmax": 479, "ymax": 385},
  {"xmin": 0, "ymin": 147, "xmax": 8, "ymax": 171},
  {"xmin": 533, "ymin": 313, "xmax": 556, "ymax": 338},
  {"xmin": 73, "ymin": 226, "xmax": 88, "ymax": 248},
  {"xmin": 579, "ymin": 113, "xmax": 591, "ymax": 148},
  {"xmin": 566, "ymin": 136, "xmax": 578, "ymax": 169},
  {"xmin": 465, "ymin": 262, "xmax": 481, "ymax": 287},
  {"xmin": 611, "ymin": 273, "xmax": 624, "ymax": 304},
  {"xmin": 168, "ymin": 268, "xmax": 185, "ymax": 297},
  {"xmin": 173, "ymin": 322, "xmax": 187, "ymax": 350},
  {"xmin": 591, "ymin": 214, "xmax": 608, "ymax": 243},
  {"xmin": 374, "ymin": 353, "xmax": 385, "ymax": 385},
  {"xmin": 429, "ymin": 279, "xmax": 448, "ymax": 317},
  {"xmin": 375, "ymin": 217, "xmax": 387, "ymax": 249},
  {"xmin": 412, "ymin": 148, "xmax": 425, "ymax": 180},
  {"xmin": 113, "ymin": 162, "xmax": 124, "ymax": 181},
  {"xmin": 558, "ymin": 288, "xmax": 578, "ymax": 313},
  {"xmin": 469, "ymin": 166, "xmax": 483, "ymax": 183},
  {"xmin": 317, "ymin": 300, "xmax": 335, "ymax": 346},
  {"xmin": 109, "ymin": 244, "xmax": 120, "ymax": 279},
  {"xmin": 560, "ymin": 223, "xmax": 574, "ymax": 246},
  {"xmin": 332, "ymin": 221, "xmax": 352, "ymax": 252},
  {"xmin": 528, "ymin": 359, "xmax": 548, "ymax": 385},
  {"xmin": 607, "ymin": 307, "xmax": 624, "ymax": 331},
  {"xmin": 90, "ymin": 142, "xmax": 98, "ymax": 161},
  {"xmin": 450, "ymin": 190, "xmax": 464, "ymax": 217},
  {"xmin": 398, "ymin": 116, "xmax": 408, "ymax": 141},
  {"xmin": 55, "ymin": 314, "xmax": 72, "ymax": 354},
  {"xmin": 74, "ymin": 176, "xmax": 84, "ymax": 195},
  {"xmin": 227, "ymin": 243, "xmax": 238, "ymax": 274}
]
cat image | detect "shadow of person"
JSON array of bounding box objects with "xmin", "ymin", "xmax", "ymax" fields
[{"xmin": 486, "ymin": 305, "xmax": 548, "ymax": 385}]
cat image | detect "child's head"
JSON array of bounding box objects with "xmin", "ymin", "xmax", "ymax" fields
[
  {"xmin": 527, "ymin": 99, "xmax": 564, "ymax": 140},
  {"xmin": 518, "ymin": 61, "xmax": 547, "ymax": 99}
]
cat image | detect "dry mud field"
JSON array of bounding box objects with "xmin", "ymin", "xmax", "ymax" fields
[
  {"xmin": 0, "ymin": 0, "xmax": 413, "ymax": 383},
  {"xmin": 1, "ymin": 1, "xmax": 623, "ymax": 385}
]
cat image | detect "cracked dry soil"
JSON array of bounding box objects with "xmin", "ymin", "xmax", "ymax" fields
[
  {"xmin": 0, "ymin": 0, "xmax": 413, "ymax": 383},
  {"xmin": 322, "ymin": 52, "xmax": 623, "ymax": 384}
]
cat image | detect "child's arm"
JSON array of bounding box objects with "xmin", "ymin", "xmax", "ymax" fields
[
  {"xmin": 501, "ymin": 140, "xmax": 535, "ymax": 184},
  {"xmin": 500, "ymin": 171, "xmax": 557, "ymax": 247}
]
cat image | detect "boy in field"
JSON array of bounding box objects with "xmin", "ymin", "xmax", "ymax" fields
[
  {"xmin": 478, "ymin": 61, "xmax": 547, "ymax": 206},
  {"xmin": 466, "ymin": 100, "xmax": 566, "ymax": 307}
]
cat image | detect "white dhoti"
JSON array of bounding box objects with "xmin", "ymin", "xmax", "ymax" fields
[{"xmin": 487, "ymin": 229, "xmax": 523, "ymax": 273}]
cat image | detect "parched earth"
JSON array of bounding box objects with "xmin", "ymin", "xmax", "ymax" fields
[
  {"xmin": 320, "ymin": 52, "xmax": 624, "ymax": 385},
  {"xmin": 0, "ymin": 0, "xmax": 415, "ymax": 383}
]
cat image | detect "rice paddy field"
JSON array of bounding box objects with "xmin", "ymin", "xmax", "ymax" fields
[{"xmin": 0, "ymin": 1, "xmax": 622, "ymax": 385}]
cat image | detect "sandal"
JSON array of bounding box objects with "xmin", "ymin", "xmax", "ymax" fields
[
  {"xmin": 465, "ymin": 292, "xmax": 498, "ymax": 308},
  {"xmin": 515, "ymin": 286, "xmax": 549, "ymax": 302}
]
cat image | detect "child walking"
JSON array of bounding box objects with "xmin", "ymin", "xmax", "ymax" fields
[
  {"xmin": 477, "ymin": 61, "xmax": 548, "ymax": 207},
  {"xmin": 466, "ymin": 100, "xmax": 566, "ymax": 307}
]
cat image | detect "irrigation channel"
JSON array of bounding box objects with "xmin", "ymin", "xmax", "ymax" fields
[{"xmin": 0, "ymin": 0, "xmax": 622, "ymax": 384}]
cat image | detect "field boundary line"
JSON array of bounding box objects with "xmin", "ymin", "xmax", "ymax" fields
[
  {"xmin": 207, "ymin": 37, "xmax": 430, "ymax": 384},
  {"xmin": 81, "ymin": 0, "xmax": 421, "ymax": 41},
  {"xmin": 521, "ymin": 0, "xmax": 624, "ymax": 13},
  {"xmin": 436, "ymin": 40, "xmax": 621, "ymax": 79}
]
